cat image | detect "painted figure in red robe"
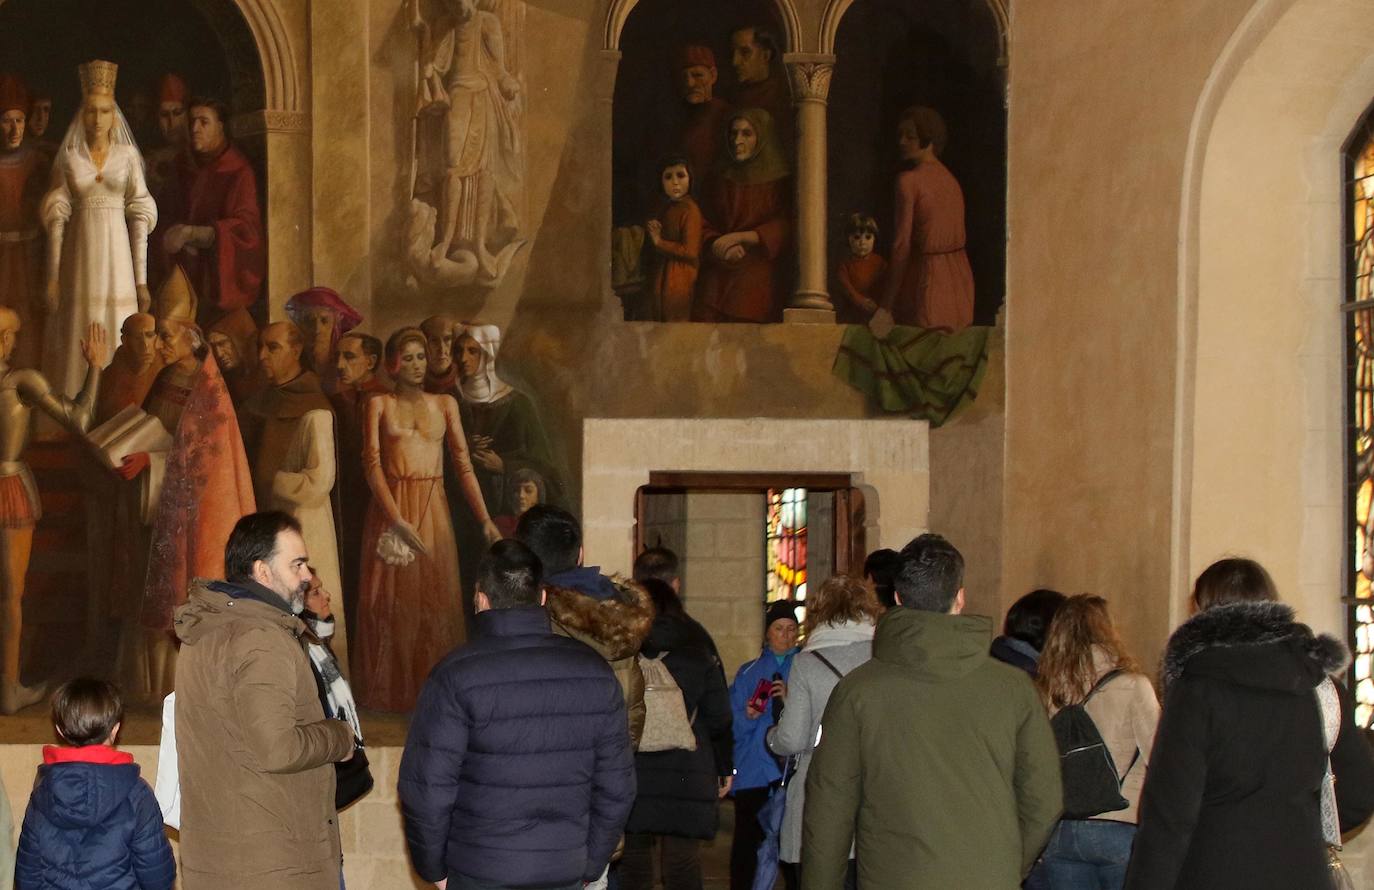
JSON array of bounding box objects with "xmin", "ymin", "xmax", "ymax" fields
[
  {"xmin": 835, "ymin": 213, "xmax": 887, "ymax": 323},
  {"xmin": 879, "ymin": 106, "xmax": 975, "ymax": 332},
  {"xmin": 0, "ymin": 76, "xmax": 46, "ymax": 371},
  {"xmin": 693, "ymin": 108, "xmax": 791, "ymax": 323},
  {"xmin": 159, "ymin": 96, "xmax": 264, "ymax": 330}
]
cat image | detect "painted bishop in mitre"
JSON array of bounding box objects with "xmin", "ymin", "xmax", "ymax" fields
[{"xmin": 111, "ymin": 266, "xmax": 255, "ymax": 698}]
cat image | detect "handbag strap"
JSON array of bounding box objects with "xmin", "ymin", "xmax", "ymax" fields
[
  {"xmin": 813, "ymin": 651, "xmax": 845, "ymax": 680},
  {"xmin": 1080, "ymin": 669, "xmax": 1123, "ymax": 706}
]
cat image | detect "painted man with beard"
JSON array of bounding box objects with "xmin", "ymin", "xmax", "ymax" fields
[
  {"xmin": 175, "ymin": 511, "xmax": 355, "ymax": 890},
  {"xmin": 243, "ymin": 321, "xmax": 347, "ymax": 672}
]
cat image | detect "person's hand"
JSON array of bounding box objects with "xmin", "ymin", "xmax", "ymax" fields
[
  {"xmin": 472, "ymin": 448, "xmax": 503, "ymax": 473},
  {"xmin": 645, "ymin": 219, "xmax": 662, "ymax": 246},
  {"xmin": 304, "ymin": 572, "xmax": 333, "ymax": 619},
  {"xmin": 44, "ymin": 278, "xmax": 59, "ymax": 315},
  {"xmin": 163, "ymin": 224, "xmax": 190, "ymax": 255},
  {"xmin": 499, "ymin": 74, "xmax": 520, "ymax": 101},
  {"xmin": 394, "ymin": 519, "xmax": 429, "ymax": 556},
  {"xmin": 116, "ymin": 452, "xmax": 150, "ymax": 480},
  {"xmin": 770, "ymin": 679, "xmax": 787, "ymax": 701},
  {"xmin": 868, "ymin": 307, "xmax": 895, "ymax": 340},
  {"xmin": 745, "ymin": 702, "xmax": 763, "ymax": 720},
  {"xmin": 187, "ymin": 226, "xmax": 216, "ymax": 249},
  {"xmin": 482, "ymin": 519, "xmax": 503, "ymax": 545},
  {"xmin": 723, "ymin": 244, "xmax": 747, "ymax": 263},
  {"xmin": 710, "ymin": 233, "xmax": 741, "ymax": 261},
  {"xmin": 435, "ymin": 881, "xmax": 447, "ymax": 890},
  {"xmin": 80, "ymin": 322, "xmax": 108, "ymax": 368},
  {"xmin": 718, "ymin": 776, "xmax": 733, "ymax": 798}
]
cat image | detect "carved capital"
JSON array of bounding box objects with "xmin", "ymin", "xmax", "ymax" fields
[
  {"xmin": 786, "ymin": 60, "xmax": 834, "ymax": 105},
  {"xmin": 232, "ymin": 109, "xmax": 311, "ymax": 137}
]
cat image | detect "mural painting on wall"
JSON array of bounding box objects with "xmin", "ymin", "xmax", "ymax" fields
[
  {"xmin": 826, "ymin": 0, "xmax": 1006, "ymax": 424},
  {"xmin": 0, "ymin": 0, "xmax": 563, "ymax": 716},
  {"xmin": 612, "ymin": 0, "xmax": 796, "ymax": 323},
  {"xmin": 404, "ymin": 0, "xmax": 528, "ymax": 293}
]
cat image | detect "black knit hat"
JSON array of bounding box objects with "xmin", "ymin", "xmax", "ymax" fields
[{"xmin": 765, "ymin": 599, "xmax": 799, "ymax": 631}]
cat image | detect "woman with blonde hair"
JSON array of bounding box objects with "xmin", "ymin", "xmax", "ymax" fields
[
  {"xmin": 1033, "ymin": 594, "xmax": 1159, "ymax": 890},
  {"xmin": 766, "ymin": 574, "xmax": 881, "ymax": 889}
]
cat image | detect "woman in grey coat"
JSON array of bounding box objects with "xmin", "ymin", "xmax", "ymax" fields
[{"xmin": 766, "ymin": 574, "xmax": 881, "ymax": 889}]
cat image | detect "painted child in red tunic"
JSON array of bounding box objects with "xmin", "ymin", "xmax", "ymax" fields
[
  {"xmin": 646, "ymin": 157, "xmax": 703, "ymax": 322},
  {"xmin": 693, "ymin": 108, "xmax": 791, "ymax": 323},
  {"xmin": 835, "ymin": 212, "xmax": 887, "ymax": 323}
]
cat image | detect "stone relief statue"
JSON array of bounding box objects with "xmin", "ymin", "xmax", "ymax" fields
[{"xmin": 406, "ymin": 0, "xmax": 527, "ymax": 291}]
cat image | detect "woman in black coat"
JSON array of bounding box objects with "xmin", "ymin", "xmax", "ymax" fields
[
  {"xmin": 620, "ymin": 579, "xmax": 733, "ymax": 890},
  {"xmin": 1124, "ymin": 558, "xmax": 1374, "ymax": 889}
]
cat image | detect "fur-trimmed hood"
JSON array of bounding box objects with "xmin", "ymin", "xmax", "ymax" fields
[
  {"xmin": 1162, "ymin": 600, "xmax": 1347, "ymax": 693},
  {"xmin": 546, "ymin": 574, "xmax": 654, "ymax": 662}
]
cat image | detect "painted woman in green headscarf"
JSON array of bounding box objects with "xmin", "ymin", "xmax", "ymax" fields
[{"xmin": 692, "ymin": 107, "xmax": 792, "ymax": 323}]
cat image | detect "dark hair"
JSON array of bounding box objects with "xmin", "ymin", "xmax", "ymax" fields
[
  {"xmin": 1192, "ymin": 557, "xmax": 1278, "ymax": 611},
  {"xmin": 188, "ymin": 96, "xmax": 231, "ymax": 131},
  {"xmin": 734, "ymin": 24, "xmax": 779, "ymax": 61},
  {"xmin": 52, "ymin": 677, "xmax": 123, "ymax": 747},
  {"xmin": 897, "ymin": 105, "xmax": 948, "ymax": 157},
  {"xmin": 845, "ymin": 212, "xmax": 878, "ymax": 236},
  {"xmin": 640, "ymin": 577, "xmax": 683, "ymax": 619},
  {"xmin": 633, "ymin": 547, "xmax": 680, "ymax": 586},
  {"xmin": 224, "ymin": 510, "xmax": 302, "ymax": 582},
  {"xmin": 505, "ymin": 467, "xmax": 546, "ymax": 512},
  {"xmin": 477, "ymin": 540, "xmax": 544, "ymax": 609},
  {"xmin": 515, "ymin": 504, "xmax": 581, "ymax": 575},
  {"xmin": 894, "ymin": 533, "xmax": 964, "ymax": 612},
  {"xmin": 863, "ymin": 548, "xmax": 902, "ymax": 609},
  {"xmin": 1002, "ymin": 588, "xmax": 1066, "ymax": 651},
  {"xmin": 340, "ymin": 332, "xmax": 382, "ymax": 363},
  {"xmin": 384, "ymin": 326, "xmax": 429, "ymax": 376}
]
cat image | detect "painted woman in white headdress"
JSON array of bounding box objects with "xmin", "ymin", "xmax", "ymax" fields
[{"xmin": 41, "ymin": 59, "xmax": 157, "ymax": 397}]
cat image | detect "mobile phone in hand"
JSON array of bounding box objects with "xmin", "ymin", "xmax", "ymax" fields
[{"xmin": 748, "ymin": 677, "xmax": 772, "ymax": 712}]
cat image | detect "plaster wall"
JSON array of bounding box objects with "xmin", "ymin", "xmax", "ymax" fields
[
  {"xmin": 1001, "ymin": 0, "xmax": 1255, "ymax": 670},
  {"xmin": 1190, "ymin": 0, "xmax": 1374, "ymax": 642}
]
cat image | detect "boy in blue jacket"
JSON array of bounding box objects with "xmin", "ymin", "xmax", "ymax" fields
[{"xmin": 16, "ymin": 678, "xmax": 175, "ymax": 890}]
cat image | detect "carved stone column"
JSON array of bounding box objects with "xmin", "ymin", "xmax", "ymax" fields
[
  {"xmin": 784, "ymin": 53, "xmax": 836, "ymax": 324},
  {"xmin": 234, "ymin": 109, "xmax": 312, "ymax": 318}
]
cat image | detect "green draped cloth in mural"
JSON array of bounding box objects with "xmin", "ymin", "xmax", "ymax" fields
[{"xmin": 832, "ymin": 324, "xmax": 989, "ymax": 427}]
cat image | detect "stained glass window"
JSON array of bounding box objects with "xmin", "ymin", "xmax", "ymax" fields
[
  {"xmin": 766, "ymin": 488, "xmax": 808, "ymax": 614},
  {"xmin": 1346, "ymin": 118, "xmax": 1374, "ymax": 727}
]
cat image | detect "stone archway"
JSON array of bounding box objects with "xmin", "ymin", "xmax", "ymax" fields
[
  {"xmin": 817, "ymin": 0, "xmax": 1009, "ymax": 61},
  {"xmin": 603, "ymin": 0, "xmax": 803, "ymax": 52},
  {"xmin": 1177, "ymin": 0, "xmax": 1374, "ymax": 642}
]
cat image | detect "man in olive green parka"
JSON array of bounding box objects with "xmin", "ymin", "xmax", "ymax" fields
[{"xmin": 801, "ymin": 534, "xmax": 1061, "ymax": 889}]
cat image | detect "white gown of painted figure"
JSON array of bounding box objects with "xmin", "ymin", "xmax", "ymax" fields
[{"xmin": 41, "ymin": 110, "xmax": 155, "ymax": 396}]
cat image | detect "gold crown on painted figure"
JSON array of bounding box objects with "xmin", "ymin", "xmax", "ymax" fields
[{"xmin": 78, "ymin": 59, "xmax": 118, "ymax": 97}]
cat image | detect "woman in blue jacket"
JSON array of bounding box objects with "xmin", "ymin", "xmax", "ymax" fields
[{"xmin": 728, "ymin": 599, "xmax": 800, "ymax": 890}]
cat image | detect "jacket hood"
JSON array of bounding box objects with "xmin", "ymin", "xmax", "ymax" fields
[
  {"xmin": 804, "ymin": 620, "xmax": 875, "ymax": 651},
  {"xmin": 30, "ymin": 760, "xmax": 142, "ymax": 829},
  {"xmin": 642, "ymin": 611, "xmax": 704, "ymax": 655},
  {"xmin": 546, "ymin": 574, "xmax": 654, "ymax": 661},
  {"xmin": 175, "ymin": 578, "xmax": 306, "ymax": 646},
  {"xmin": 872, "ymin": 608, "xmax": 993, "ymax": 680},
  {"xmin": 1162, "ymin": 600, "xmax": 1348, "ymax": 693}
]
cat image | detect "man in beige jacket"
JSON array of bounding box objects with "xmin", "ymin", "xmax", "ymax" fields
[{"xmin": 174, "ymin": 510, "xmax": 355, "ymax": 890}]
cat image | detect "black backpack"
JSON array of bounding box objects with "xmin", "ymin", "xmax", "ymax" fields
[{"xmin": 1050, "ymin": 670, "xmax": 1138, "ymax": 819}]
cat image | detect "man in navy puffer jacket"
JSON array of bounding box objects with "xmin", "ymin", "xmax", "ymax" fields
[
  {"xmin": 16, "ymin": 677, "xmax": 174, "ymax": 890},
  {"xmin": 399, "ymin": 539, "xmax": 637, "ymax": 890}
]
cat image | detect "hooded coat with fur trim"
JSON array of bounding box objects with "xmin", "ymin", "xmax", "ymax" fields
[
  {"xmin": 1125, "ymin": 601, "xmax": 1374, "ymax": 890},
  {"xmin": 545, "ymin": 573, "xmax": 655, "ymax": 748}
]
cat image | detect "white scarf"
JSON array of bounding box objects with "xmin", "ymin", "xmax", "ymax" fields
[{"xmin": 458, "ymin": 323, "xmax": 514, "ymax": 405}]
